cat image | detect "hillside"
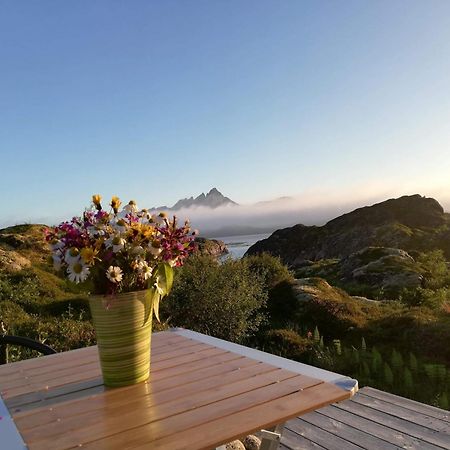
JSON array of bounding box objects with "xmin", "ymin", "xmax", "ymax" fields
[
  {"xmin": 246, "ymin": 195, "xmax": 450, "ymax": 265},
  {"xmin": 1, "ymin": 221, "xmax": 449, "ymax": 409}
]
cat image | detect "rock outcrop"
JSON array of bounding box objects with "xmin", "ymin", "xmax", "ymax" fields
[
  {"xmin": 194, "ymin": 237, "xmax": 229, "ymax": 258},
  {"xmin": 340, "ymin": 247, "xmax": 423, "ymax": 292},
  {"xmin": 246, "ymin": 195, "xmax": 450, "ymax": 265},
  {"xmin": 0, "ymin": 224, "xmax": 49, "ymax": 252},
  {"xmin": 0, "ymin": 224, "xmax": 49, "ymax": 272},
  {"xmin": 0, "ymin": 248, "xmax": 31, "ymax": 272}
]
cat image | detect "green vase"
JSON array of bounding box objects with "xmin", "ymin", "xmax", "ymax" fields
[{"xmin": 88, "ymin": 290, "xmax": 153, "ymax": 387}]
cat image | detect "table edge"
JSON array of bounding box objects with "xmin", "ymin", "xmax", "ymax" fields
[
  {"xmin": 0, "ymin": 393, "xmax": 27, "ymax": 450},
  {"xmin": 171, "ymin": 328, "xmax": 358, "ymax": 395}
]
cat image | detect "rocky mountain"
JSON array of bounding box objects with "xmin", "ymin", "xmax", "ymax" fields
[
  {"xmin": 246, "ymin": 195, "xmax": 450, "ymax": 266},
  {"xmin": 154, "ymin": 188, "xmax": 238, "ymax": 211}
]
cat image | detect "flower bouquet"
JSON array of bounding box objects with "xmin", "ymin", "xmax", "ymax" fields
[{"xmin": 46, "ymin": 195, "xmax": 196, "ymax": 386}]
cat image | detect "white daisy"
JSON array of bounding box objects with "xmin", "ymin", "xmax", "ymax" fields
[
  {"xmin": 151, "ymin": 214, "xmax": 165, "ymax": 225},
  {"xmin": 132, "ymin": 256, "xmax": 146, "ymax": 271},
  {"xmin": 131, "ymin": 245, "xmax": 145, "ymax": 256},
  {"xmin": 112, "ymin": 218, "xmax": 128, "ymax": 233},
  {"xmin": 67, "ymin": 262, "xmax": 90, "ymax": 283},
  {"xmin": 105, "ymin": 235, "xmax": 126, "ymax": 253},
  {"xmin": 65, "ymin": 247, "xmax": 81, "ymax": 265},
  {"xmin": 140, "ymin": 262, "xmax": 153, "ymax": 280},
  {"xmin": 123, "ymin": 200, "xmax": 138, "ymax": 214},
  {"xmin": 148, "ymin": 243, "xmax": 162, "ymax": 257},
  {"xmin": 106, "ymin": 266, "xmax": 123, "ymax": 283},
  {"xmin": 49, "ymin": 240, "xmax": 64, "ymax": 251},
  {"xmin": 87, "ymin": 225, "xmax": 106, "ymax": 237},
  {"xmin": 52, "ymin": 254, "xmax": 62, "ymax": 271},
  {"xmin": 139, "ymin": 209, "xmax": 152, "ymax": 223},
  {"xmin": 86, "ymin": 226, "xmax": 97, "ymax": 237}
]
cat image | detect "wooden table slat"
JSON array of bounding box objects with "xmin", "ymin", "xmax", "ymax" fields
[
  {"xmin": 145, "ymin": 349, "xmax": 239, "ymax": 381},
  {"xmin": 0, "ymin": 346, "xmax": 98, "ymax": 378},
  {"xmin": 67, "ymin": 374, "xmax": 322, "ymax": 450},
  {"xmin": 0, "ymin": 332, "xmax": 188, "ymax": 379},
  {"xmin": 15, "ymin": 361, "xmax": 275, "ymax": 431},
  {"xmin": 135, "ymin": 382, "xmax": 350, "ymax": 450},
  {"xmin": 1, "ymin": 336, "xmax": 202, "ymax": 386},
  {"xmin": 0, "ymin": 330, "xmax": 354, "ymax": 450},
  {"xmin": 2, "ymin": 346, "xmax": 227, "ymax": 401},
  {"xmin": 25, "ymin": 369, "xmax": 310, "ymax": 449},
  {"xmin": 2, "ymin": 341, "xmax": 211, "ymax": 393}
]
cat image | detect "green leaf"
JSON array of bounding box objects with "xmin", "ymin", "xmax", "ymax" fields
[
  {"xmin": 146, "ymin": 286, "xmax": 161, "ymax": 322},
  {"xmin": 157, "ymin": 263, "xmax": 174, "ymax": 296},
  {"xmin": 153, "ymin": 290, "xmax": 161, "ymax": 323}
]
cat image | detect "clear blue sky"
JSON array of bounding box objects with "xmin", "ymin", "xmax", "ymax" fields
[{"xmin": 1, "ymin": 1, "xmax": 450, "ymax": 226}]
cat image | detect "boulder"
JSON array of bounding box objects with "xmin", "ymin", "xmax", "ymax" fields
[
  {"xmin": 194, "ymin": 237, "xmax": 228, "ymax": 258},
  {"xmin": 341, "ymin": 247, "xmax": 423, "ymax": 294},
  {"xmin": 242, "ymin": 435, "xmax": 261, "ymax": 450},
  {"xmin": 225, "ymin": 440, "xmax": 246, "ymax": 450}
]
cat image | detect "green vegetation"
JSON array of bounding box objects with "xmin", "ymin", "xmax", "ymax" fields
[
  {"xmin": 1, "ymin": 223, "xmax": 449, "ymax": 410},
  {"xmin": 311, "ymin": 332, "xmax": 450, "ymax": 410},
  {"xmin": 162, "ymin": 254, "xmax": 267, "ymax": 342}
]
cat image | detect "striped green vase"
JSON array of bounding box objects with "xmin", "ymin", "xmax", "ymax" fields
[{"xmin": 88, "ymin": 290, "xmax": 153, "ymax": 387}]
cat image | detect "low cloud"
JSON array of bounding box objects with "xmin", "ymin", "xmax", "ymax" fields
[
  {"xmin": 2, "ymin": 182, "xmax": 449, "ymax": 236},
  {"xmin": 169, "ymin": 183, "xmax": 450, "ymax": 237}
]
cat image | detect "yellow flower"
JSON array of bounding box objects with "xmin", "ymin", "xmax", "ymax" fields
[
  {"xmin": 141, "ymin": 224, "xmax": 156, "ymax": 239},
  {"xmin": 92, "ymin": 194, "xmax": 102, "ymax": 210},
  {"xmin": 110, "ymin": 196, "xmax": 122, "ymax": 214},
  {"xmin": 80, "ymin": 247, "xmax": 98, "ymax": 265}
]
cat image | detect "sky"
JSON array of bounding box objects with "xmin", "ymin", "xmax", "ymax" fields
[{"xmin": 1, "ymin": 1, "xmax": 450, "ymax": 228}]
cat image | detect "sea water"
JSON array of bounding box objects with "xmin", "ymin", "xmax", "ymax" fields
[{"xmin": 214, "ymin": 233, "xmax": 272, "ymax": 259}]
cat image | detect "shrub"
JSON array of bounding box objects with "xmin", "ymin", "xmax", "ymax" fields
[
  {"xmin": 245, "ymin": 253, "xmax": 293, "ymax": 288},
  {"xmin": 401, "ymin": 287, "xmax": 450, "ymax": 308},
  {"xmin": 245, "ymin": 253, "xmax": 297, "ymax": 327},
  {"xmin": 417, "ymin": 250, "xmax": 450, "ymax": 289},
  {"xmin": 163, "ymin": 254, "xmax": 267, "ymax": 343},
  {"xmin": 0, "ymin": 271, "xmax": 41, "ymax": 305},
  {"xmin": 259, "ymin": 329, "xmax": 311, "ymax": 361},
  {"xmin": 294, "ymin": 278, "xmax": 376, "ymax": 337}
]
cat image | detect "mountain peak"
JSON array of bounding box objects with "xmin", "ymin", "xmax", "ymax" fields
[{"xmin": 159, "ymin": 188, "xmax": 238, "ymax": 211}]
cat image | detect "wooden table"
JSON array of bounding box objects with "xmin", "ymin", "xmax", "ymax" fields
[{"xmin": 0, "ymin": 329, "xmax": 357, "ymax": 450}]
